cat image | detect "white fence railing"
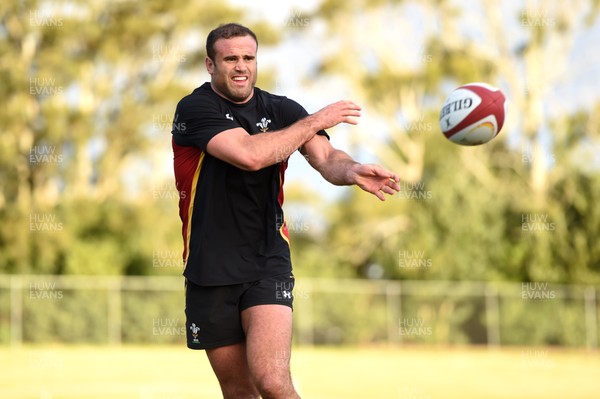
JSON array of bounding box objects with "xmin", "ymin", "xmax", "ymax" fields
[{"xmin": 0, "ymin": 275, "xmax": 598, "ymax": 348}]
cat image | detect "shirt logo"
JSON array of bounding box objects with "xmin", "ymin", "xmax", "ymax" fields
[
  {"xmin": 256, "ymin": 117, "xmax": 271, "ymax": 132},
  {"xmin": 225, "ymin": 113, "xmax": 234, "ymax": 121}
]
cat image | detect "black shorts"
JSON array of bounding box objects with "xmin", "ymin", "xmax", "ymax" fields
[{"xmin": 185, "ymin": 272, "xmax": 295, "ymax": 350}]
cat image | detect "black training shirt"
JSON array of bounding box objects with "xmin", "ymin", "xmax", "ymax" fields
[{"xmin": 172, "ymin": 83, "xmax": 327, "ymax": 286}]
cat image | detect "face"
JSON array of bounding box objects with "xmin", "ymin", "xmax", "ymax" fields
[{"xmin": 206, "ymin": 35, "xmax": 258, "ymax": 104}]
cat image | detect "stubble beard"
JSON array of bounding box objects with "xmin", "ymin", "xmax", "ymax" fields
[{"xmin": 212, "ymin": 74, "xmax": 256, "ymax": 104}]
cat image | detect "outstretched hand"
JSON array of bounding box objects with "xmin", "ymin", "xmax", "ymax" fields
[
  {"xmin": 312, "ymin": 100, "xmax": 362, "ymax": 131},
  {"xmin": 349, "ymin": 163, "xmax": 401, "ymax": 201}
]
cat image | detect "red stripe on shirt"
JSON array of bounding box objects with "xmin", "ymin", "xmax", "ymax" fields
[{"xmin": 173, "ymin": 137, "xmax": 205, "ymax": 265}]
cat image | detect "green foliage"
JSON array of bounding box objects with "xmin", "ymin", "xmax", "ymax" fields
[
  {"xmin": 499, "ymin": 297, "xmax": 588, "ymax": 347},
  {"xmin": 23, "ymin": 288, "xmax": 108, "ymax": 344},
  {"xmin": 121, "ymin": 290, "xmax": 185, "ymax": 344},
  {"xmin": 0, "ymin": 278, "xmax": 597, "ymax": 346},
  {"xmin": 306, "ymin": 291, "xmax": 388, "ymax": 344},
  {"xmin": 0, "ymin": 0, "xmax": 266, "ymax": 276},
  {"xmin": 0, "ymin": 289, "xmax": 10, "ymax": 343},
  {"xmin": 0, "ymin": 0, "xmax": 599, "ymax": 352},
  {"xmin": 286, "ymin": 0, "xmax": 600, "ymax": 287},
  {"xmin": 1, "ymin": 0, "xmax": 599, "ymax": 291}
]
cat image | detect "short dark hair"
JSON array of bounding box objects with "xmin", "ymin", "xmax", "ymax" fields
[{"xmin": 206, "ymin": 23, "xmax": 258, "ymax": 60}]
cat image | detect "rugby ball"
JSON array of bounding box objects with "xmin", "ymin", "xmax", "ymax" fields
[{"xmin": 439, "ymin": 82, "xmax": 507, "ymax": 146}]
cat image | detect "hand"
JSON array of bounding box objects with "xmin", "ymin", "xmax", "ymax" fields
[
  {"xmin": 348, "ymin": 163, "xmax": 401, "ymax": 201},
  {"xmin": 312, "ymin": 100, "xmax": 361, "ymax": 131}
]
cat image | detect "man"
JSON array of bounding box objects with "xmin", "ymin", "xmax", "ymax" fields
[{"xmin": 172, "ymin": 23, "xmax": 400, "ymax": 399}]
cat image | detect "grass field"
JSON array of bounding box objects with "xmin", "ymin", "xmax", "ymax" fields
[{"xmin": 0, "ymin": 345, "xmax": 598, "ymax": 398}]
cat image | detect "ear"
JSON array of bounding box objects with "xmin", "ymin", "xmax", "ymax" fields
[{"xmin": 205, "ymin": 57, "xmax": 214, "ymax": 75}]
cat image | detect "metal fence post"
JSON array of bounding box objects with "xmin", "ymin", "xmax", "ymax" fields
[
  {"xmin": 485, "ymin": 284, "xmax": 501, "ymax": 349},
  {"xmin": 10, "ymin": 275, "xmax": 23, "ymax": 346},
  {"xmin": 295, "ymin": 278, "xmax": 314, "ymax": 346},
  {"xmin": 107, "ymin": 278, "xmax": 122, "ymax": 345},
  {"xmin": 584, "ymin": 286, "xmax": 598, "ymax": 350},
  {"xmin": 386, "ymin": 282, "xmax": 401, "ymax": 344}
]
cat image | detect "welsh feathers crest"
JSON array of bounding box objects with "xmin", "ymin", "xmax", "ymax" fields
[
  {"xmin": 190, "ymin": 323, "xmax": 200, "ymax": 342},
  {"xmin": 256, "ymin": 117, "xmax": 271, "ymax": 132}
]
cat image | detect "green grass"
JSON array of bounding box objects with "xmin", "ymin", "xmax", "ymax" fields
[{"xmin": 0, "ymin": 345, "xmax": 598, "ymax": 398}]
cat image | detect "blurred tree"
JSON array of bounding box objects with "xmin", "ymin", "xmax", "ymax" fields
[
  {"xmin": 0, "ymin": 0, "xmax": 278, "ymax": 275},
  {"xmin": 302, "ymin": 0, "xmax": 600, "ymax": 283},
  {"xmin": 1, "ymin": 0, "xmax": 598, "ymax": 284}
]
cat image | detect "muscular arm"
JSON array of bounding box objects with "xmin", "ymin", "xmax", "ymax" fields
[
  {"xmin": 206, "ymin": 100, "xmax": 361, "ymax": 171},
  {"xmin": 301, "ymin": 135, "xmax": 401, "ymax": 201},
  {"xmin": 300, "ymin": 136, "xmax": 358, "ymax": 185}
]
